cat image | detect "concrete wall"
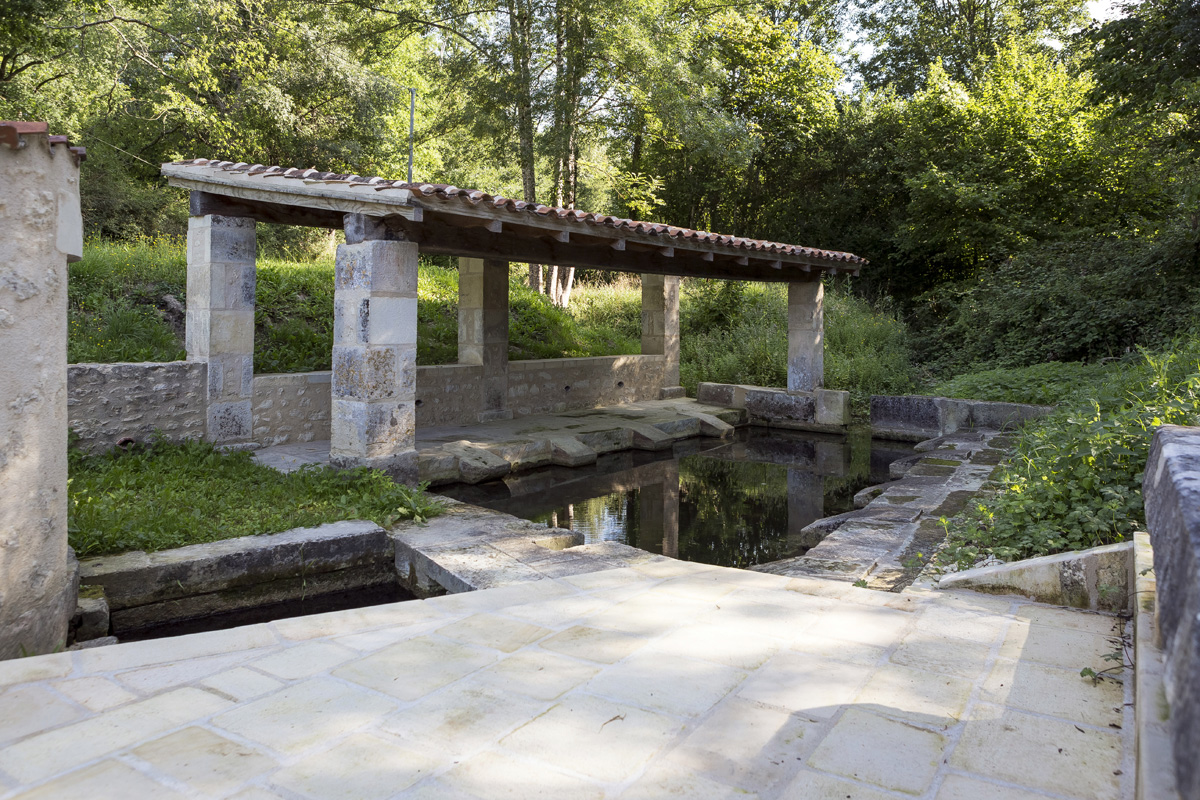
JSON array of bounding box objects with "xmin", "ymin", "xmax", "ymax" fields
[
  {"xmin": 1143, "ymin": 425, "xmax": 1200, "ymax": 800},
  {"xmin": 252, "ymin": 371, "xmax": 332, "ymax": 446},
  {"xmin": 0, "ymin": 123, "xmax": 83, "ymax": 658},
  {"xmin": 68, "ymin": 362, "xmax": 206, "ymax": 450}
]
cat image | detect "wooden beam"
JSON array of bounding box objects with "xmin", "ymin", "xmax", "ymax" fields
[
  {"xmin": 610, "ymin": 238, "xmax": 626, "ymax": 251},
  {"xmin": 393, "ymin": 218, "xmax": 824, "ymax": 281},
  {"xmin": 188, "ymin": 191, "xmax": 344, "ymax": 228}
]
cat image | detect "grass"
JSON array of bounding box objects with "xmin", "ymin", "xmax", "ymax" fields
[
  {"xmin": 67, "ymin": 438, "xmax": 445, "ymax": 557},
  {"xmin": 68, "ymin": 239, "xmax": 919, "ymax": 413},
  {"xmin": 937, "ymin": 337, "xmax": 1200, "ymax": 568}
]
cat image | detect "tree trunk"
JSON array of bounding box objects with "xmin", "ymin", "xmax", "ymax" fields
[{"xmin": 507, "ymin": 0, "xmax": 544, "ymax": 292}]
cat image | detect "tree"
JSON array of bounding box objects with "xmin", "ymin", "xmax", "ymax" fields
[
  {"xmin": 1082, "ymin": 0, "xmax": 1200, "ymax": 149},
  {"xmin": 855, "ymin": 0, "xmax": 1086, "ymax": 94}
]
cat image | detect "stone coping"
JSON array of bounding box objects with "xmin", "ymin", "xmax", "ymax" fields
[{"xmin": 0, "ymin": 558, "xmax": 1133, "ymax": 799}]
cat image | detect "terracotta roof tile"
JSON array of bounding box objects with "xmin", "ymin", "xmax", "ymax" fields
[{"xmin": 168, "ymin": 158, "xmax": 867, "ymax": 268}]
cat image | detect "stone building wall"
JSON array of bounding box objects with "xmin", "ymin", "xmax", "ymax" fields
[
  {"xmin": 0, "ymin": 123, "xmax": 83, "ymax": 658},
  {"xmin": 67, "ymin": 362, "xmax": 206, "ymax": 450},
  {"xmin": 252, "ymin": 372, "xmax": 332, "ymax": 446}
]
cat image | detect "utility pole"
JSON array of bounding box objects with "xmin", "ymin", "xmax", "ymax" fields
[{"xmin": 407, "ymin": 88, "xmax": 416, "ymax": 184}]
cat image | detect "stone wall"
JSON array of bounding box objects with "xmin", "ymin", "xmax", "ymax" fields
[
  {"xmin": 0, "ymin": 123, "xmax": 82, "ymax": 658},
  {"xmin": 1142, "ymin": 425, "xmax": 1200, "ymax": 800},
  {"xmin": 507, "ymin": 355, "xmax": 665, "ymax": 418},
  {"xmin": 415, "ymin": 356, "xmax": 666, "ymax": 428},
  {"xmin": 696, "ymin": 382, "xmax": 850, "ymax": 432},
  {"xmin": 67, "ymin": 362, "xmax": 206, "ymax": 449},
  {"xmin": 414, "ymin": 364, "xmax": 484, "ymax": 427},
  {"xmin": 66, "ymin": 355, "xmax": 670, "ymax": 449},
  {"xmin": 252, "ymin": 371, "xmax": 332, "ymax": 446},
  {"xmin": 870, "ymin": 394, "xmax": 1053, "ymax": 441}
]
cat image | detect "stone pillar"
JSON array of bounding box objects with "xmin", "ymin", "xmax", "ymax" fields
[
  {"xmin": 788, "ymin": 280, "xmax": 824, "ymax": 393},
  {"xmin": 0, "ymin": 122, "xmax": 83, "ymax": 658},
  {"xmin": 642, "ymin": 275, "xmax": 682, "ymax": 398},
  {"xmin": 458, "ymin": 257, "xmax": 512, "ymax": 422},
  {"xmin": 330, "ymin": 231, "xmax": 419, "ymax": 483},
  {"xmin": 186, "ymin": 212, "xmax": 256, "ymax": 443}
]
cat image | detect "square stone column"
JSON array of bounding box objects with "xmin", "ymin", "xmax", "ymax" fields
[
  {"xmin": 641, "ymin": 274, "xmax": 682, "ymax": 397},
  {"xmin": 788, "ymin": 280, "xmax": 824, "ymax": 393},
  {"xmin": 330, "ymin": 237, "xmax": 419, "ymax": 483},
  {"xmin": 186, "ymin": 213, "xmax": 257, "ymax": 443},
  {"xmin": 458, "ymin": 257, "xmax": 512, "ymax": 422},
  {"xmin": 0, "ymin": 122, "xmax": 82, "ymax": 658}
]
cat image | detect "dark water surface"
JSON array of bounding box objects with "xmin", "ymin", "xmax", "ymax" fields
[{"xmin": 439, "ymin": 427, "xmax": 914, "ymax": 569}]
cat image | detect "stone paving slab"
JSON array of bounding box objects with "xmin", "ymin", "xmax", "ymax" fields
[
  {"xmin": 0, "ymin": 560, "xmax": 1134, "ymax": 800},
  {"xmin": 254, "ymin": 399, "xmax": 746, "ymax": 484}
]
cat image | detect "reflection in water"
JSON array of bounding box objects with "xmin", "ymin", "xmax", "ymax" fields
[{"xmin": 439, "ymin": 428, "xmax": 914, "ymax": 569}]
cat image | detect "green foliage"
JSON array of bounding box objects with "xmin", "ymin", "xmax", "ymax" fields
[
  {"xmin": 679, "ymin": 282, "xmax": 916, "ymax": 409},
  {"xmin": 940, "ymin": 337, "xmax": 1200, "ymax": 568},
  {"xmin": 913, "ymin": 225, "xmax": 1200, "ymax": 372},
  {"xmin": 67, "ymin": 237, "xmax": 188, "ymax": 363},
  {"xmin": 68, "ymin": 438, "xmax": 445, "ymax": 556},
  {"xmin": 931, "ymin": 361, "xmax": 1123, "ymax": 406},
  {"xmin": 855, "ymin": 0, "xmax": 1086, "ymax": 94}
]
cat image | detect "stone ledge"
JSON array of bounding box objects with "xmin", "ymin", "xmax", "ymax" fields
[
  {"xmin": 870, "ymin": 394, "xmax": 1053, "ymax": 442},
  {"xmin": 1133, "ymin": 531, "xmax": 1181, "ymax": 800},
  {"xmin": 79, "ymin": 520, "xmax": 392, "ymax": 611},
  {"xmin": 938, "ymin": 540, "xmax": 1132, "ymax": 612}
]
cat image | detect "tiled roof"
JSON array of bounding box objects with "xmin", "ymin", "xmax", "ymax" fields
[
  {"xmin": 169, "ymin": 158, "xmax": 866, "ymax": 270},
  {"xmin": 0, "ymin": 121, "xmax": 86, "ymax": 162}
]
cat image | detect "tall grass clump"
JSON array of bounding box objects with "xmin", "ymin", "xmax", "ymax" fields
[
  {"xmin": 678, "ymin": 280, "xmax": 915, "ymax": 409},
  {"xmin": 940, "ymin": 336, "xmax": 1200, "ymax": 568},
  {"xmin": 68, "ymin": 236, "xmax": 187, "ymax": 363}
]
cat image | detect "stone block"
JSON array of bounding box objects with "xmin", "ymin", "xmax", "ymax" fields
[
  {"xmin": 444, "ymin": 442, "xmax": 510, "ymax": 484},
  {"xmin": 871, "ymin": 395, "xmax": 941, "ymax": 440},
  {"xmin": 332, "ymin": 345, "xmax": 399, "ymax": 401},
  {"xmin": 660, "ymin": 386, "xmax": 686, "ymax": 400},
  {"xmin": 367, "ymin": 295, "xmax": 418, "ymax": 345},
  {"xmin": 745, "ymin": 387, "xmax": 816, "ymax": 425},
  {"xmin": 968, "ymin": 400, "xmax": 1054, "ymax": 430},
  {"xmin": 815, "ymin": 389, "xmax": 849, "ymax": 426},
  {"xmin": 696, "ymin": 382, "xmax": 747, "ymax": 408},
  {"xmin": 207, "ymin": 400, "xmax": 252, "ymax": 442},
  {"xmin": 548, "ymin": 436, "xmax": 597, "ymax": 467},
  {"xmin": 938, "ymin": 541, "xmax": 1133, "ymax": 611},
  {"xmin": 78, "ymin": 520, "xmax": 392, "ymax": 611},
  {"xmin": 71, "ymin": 587, "xmax": 110, "ymax": 642},
  {"xmin": 335, "ymin": 240, "xmax": 419, "ymax": 294}
]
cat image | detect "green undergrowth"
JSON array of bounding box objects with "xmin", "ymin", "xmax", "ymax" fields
[
  {"xmin": 67, "ymin": 438, "xmax": 445, "ymax": 556},
  {"xmin": 929, "ymin": 360, "xmax": 1128, "ymax": 406},
  {"xmin": 679, "ymin": 280, "xmax": 916, "ymax": 411},
  {"xmin": 938, "ymin": 338, "xmax": 1200, "ymax": 568}
]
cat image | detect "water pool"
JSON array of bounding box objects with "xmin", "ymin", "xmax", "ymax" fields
[{"xmin": 439, "ymin": 427, "xmax": 914, "ymax": 569}]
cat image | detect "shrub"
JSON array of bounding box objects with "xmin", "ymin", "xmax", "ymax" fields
[
  {"xmin": 940, "ymin": 337, "xmax": 1200, "ymax": 568},
  {"xmin": 930, "ymin": 360, "xmax": 1126, "ymax": 406}
]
